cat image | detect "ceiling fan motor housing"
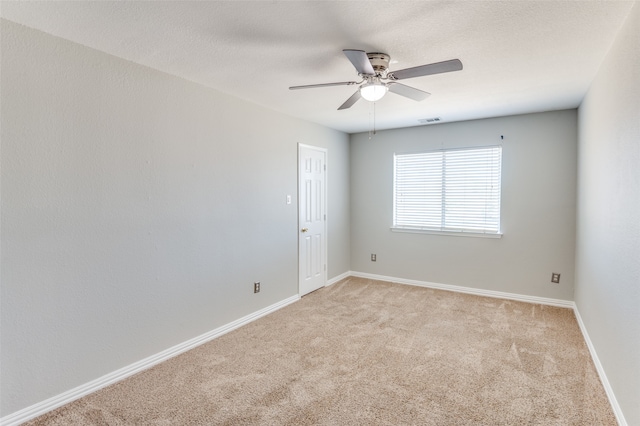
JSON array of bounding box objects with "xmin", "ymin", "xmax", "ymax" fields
[{"xmin": 366, "ymin": 52, "xmax": 390, "ymax": 74}]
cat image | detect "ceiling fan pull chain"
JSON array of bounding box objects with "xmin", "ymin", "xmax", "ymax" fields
[
  {"xmin": 368, "ymin": 103, "xmax": 372, "ymax": 139},
  {"xmin": 373, "ymin": 102, "xmax": 377, "ymax": 136},
  {"xmin": 368, "ymin": 101, "xmax": 377, "ymax": 139}
]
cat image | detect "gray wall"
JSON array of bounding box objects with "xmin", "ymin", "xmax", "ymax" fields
[
  {"xmin": 350, "ymin": 111, "xmax": 577, "ymax": 301},
  {"xmin": 0, "ymin": 20, "xmax": 349, "ymax": 416},
  {"xmin": 575, "ymin": 3, "xmax": 640, "ymax": 425}
]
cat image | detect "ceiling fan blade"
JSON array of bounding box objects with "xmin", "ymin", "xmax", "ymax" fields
[
  {"xmin": 387, "ymin": 82, "xmax": 431, "ymax": 101},
  {"xmin": 289, "ymin": 81, "xmax": 358, "ymax": 90},
  {"xmin": 343, "ymin": 49, "xmax": 375, "ymax": 75},
  {"xmin": 337, "ymin": 90, "xmax": 362, "ymax": 110},
  {"xmin": 390, "ymin": 59, "xmax": 463, "ymax": 80}
]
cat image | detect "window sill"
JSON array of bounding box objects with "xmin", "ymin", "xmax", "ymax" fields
[{"xmin": 390, "ymin": 227, "xmax": 503, "ymax": 239}]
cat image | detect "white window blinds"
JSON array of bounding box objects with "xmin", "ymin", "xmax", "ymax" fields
[{"xmin": 393, "ymin": 146, "xmax": 502, "ymax": 234}]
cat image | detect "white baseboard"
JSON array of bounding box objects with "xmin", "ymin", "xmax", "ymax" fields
[
  {"xmin": 349, "ymin": 271, "xmax": 575, "ymax": 308},
  {"xmin": 326, "ymin": 270, "xmax": 351, "ymax": 286},
  {"xmin": 4, "ymin": 272, "xmax": 626, "ymax": 426},
  {"xmin": 573, "ymin": 307, "xmax": 627, "ymax": 426},
  {"xmin": 0, "ymin": 294, "xmax": 300, "ymax": 426}
]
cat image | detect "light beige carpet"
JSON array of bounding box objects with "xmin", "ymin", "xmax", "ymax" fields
[{"xmin": 27, "ymin": 277, "xmax": 616, "ymax": 425}]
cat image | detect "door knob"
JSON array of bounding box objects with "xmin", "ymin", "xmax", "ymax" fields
[{"xmin": 301, "ymin": 228, "xmax": 308, "ymax": 233}]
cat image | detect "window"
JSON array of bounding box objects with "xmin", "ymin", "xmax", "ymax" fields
[{"xmin": 393, "ymin": 146, "xmax": 502, "ymax": 236}]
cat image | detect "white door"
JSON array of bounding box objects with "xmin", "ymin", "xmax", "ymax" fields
[{"xmin": 298, "ymin": 144, "xmax": 327, "ymax": 296}]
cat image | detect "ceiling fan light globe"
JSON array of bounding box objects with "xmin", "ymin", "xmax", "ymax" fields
[{"xmin": 360, "ymin": 82, "xmax": 388, "ymax": 102}]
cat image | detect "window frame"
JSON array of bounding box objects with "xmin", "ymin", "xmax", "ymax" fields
[{"xmin": 391, "ymin": 145, "xmax": 503, "ymax": 238}]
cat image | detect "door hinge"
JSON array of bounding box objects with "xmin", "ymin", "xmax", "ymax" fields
[
  {"xmin": 324, "ymin": 164, "xmax": 326, "ymax": 171},
  {"xmin": 324, "ymin": 214, "xmax": 326, "ymax": 220}
]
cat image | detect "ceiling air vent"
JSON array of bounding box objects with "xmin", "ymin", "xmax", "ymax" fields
[{"xmin": 418, "ymin": 117, "xmax": 441, "ymax": 124}]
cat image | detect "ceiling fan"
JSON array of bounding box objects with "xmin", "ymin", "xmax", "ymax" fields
[{"xmin": 289, "ymin": 49, "xmax": 463, "ymax": 110}]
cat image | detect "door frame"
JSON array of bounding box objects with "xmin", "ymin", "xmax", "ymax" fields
[{"xmin": 298, "ymin": 143, "xmax": 328, "ymax": 295}]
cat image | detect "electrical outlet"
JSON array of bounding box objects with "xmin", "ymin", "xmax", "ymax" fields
[
  {"xmin": 551, "ymin": 273, "xmax": 560, "ymax": 284},
  {"xmin": 254, "ymin": 282, "xmax": 260, "ymax": 293},
  {"xmin": 371, "ymin": 254, "xmax": 377, "ymax": 262}
]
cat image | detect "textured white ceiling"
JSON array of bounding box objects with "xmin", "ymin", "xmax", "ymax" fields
[{"xmin": 1, "ymin": 1, "xmax": 635, "ymax": 133}]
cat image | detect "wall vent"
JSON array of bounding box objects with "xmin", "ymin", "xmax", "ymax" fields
[{"xmin": 418, "ymin": 117, "xmax": 441, "ymax": 124}]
